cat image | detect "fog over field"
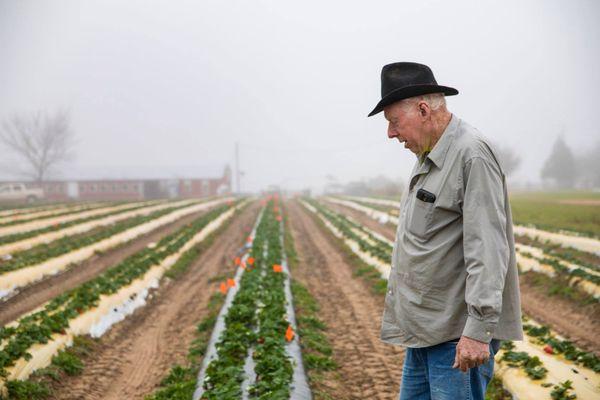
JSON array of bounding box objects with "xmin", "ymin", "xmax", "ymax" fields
[{"xmin": 0, "ymin": 0, "xmax": 599, "ymax": 192}]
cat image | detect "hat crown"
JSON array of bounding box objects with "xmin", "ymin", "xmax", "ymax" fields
[
  {"xmin": 367, "ymin": 61, "xmax": 457, "ymax": 117},
  {"xmin": 381, "ymin": 62, "xmax": 438, "ymax": 97}
]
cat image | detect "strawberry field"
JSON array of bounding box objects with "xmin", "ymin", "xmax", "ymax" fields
[{"xmin": 0, "ymin": 193, "xmax": 597, "ymax": 399}]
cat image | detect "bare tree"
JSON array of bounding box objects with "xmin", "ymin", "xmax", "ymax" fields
[{"xmin": 1, "ymin": 110, "xmax": 75, "ymax": 181}]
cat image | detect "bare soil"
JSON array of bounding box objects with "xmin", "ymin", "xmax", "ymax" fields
[
  {"xmin": 0, "ymin": 208, "xmax": 217, "ymax": 326},
  {"xmin": 46, "ymin": 202, "xmax": 260, "ymax": 400},
  {"xmin": 287, "ymin": 200, "xmax": 404, "ymax": 400}
]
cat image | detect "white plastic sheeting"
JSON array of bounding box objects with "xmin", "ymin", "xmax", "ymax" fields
[
  {"xmin": 0, "ymin": 198, "xmax": 230, "ymax": 299},
  {"xmin": 0, "ymin": 199, "xmax": 190, "ymax": 256},
  {"xmin": 516, "ymin": 244, "xmax": 600, "ymax": 299},
  {"xmin": 194, "ymin": 208, "xmax": 264, "ymax": 400},
  {"xmin": 0, "ymin": 200, "xmax": 162, "ymax": 237},
  {"xmin": 495, "ymin": 319, "xmax": 600, "ymax": 400},
  {"xmin": 279, "ymin": 220, "xmax": 312, "ymax": 399},
  {"xmin": 0, "ymin": 203, "xmax": 73, "ymax": 219},
  {"xmin": 0, "ymin": 202, "xmax": 106, "ymax": 225},
  {"xmin": 514, "ymin": 225, "xmax": 600, "ymax": 256},
  {"xmin": 3, "ymin": 199, "xmax": 245, "ymax": 383},
  {"xmin": 307, "ymin": 199, "xmax": 600, "ymax": 400},
  {"xmin": 324, "ymin": 197, "xmax": 399, "ymax": 225},
  {"xmin": 89, "ymin": 279, "xmax": 157, "ymax": 338},
  {"xmin": 301, "ymin": 200, "xmax": 391, "ymax": 280},
  {"xmin": 337, "ymin": 196, "xmax": 600, "ymax": 257},
  {"xmin": 193, "ymin": 206, "xmax": 312, "ymax": 400}
]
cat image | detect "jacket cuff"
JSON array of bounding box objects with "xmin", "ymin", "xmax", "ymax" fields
[{"xmin": 462, "ymin": 316, "xmax": 496, "ymax": 343}]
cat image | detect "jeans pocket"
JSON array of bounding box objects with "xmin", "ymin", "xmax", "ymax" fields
[{"xmin": 478, "ymin": 356, "xmax": 495, "ymax": 380}]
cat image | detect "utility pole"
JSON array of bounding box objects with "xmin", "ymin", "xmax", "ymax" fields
[{"xmin": 235, "ymin": 142, "xmax": 241, "ymax": 194}]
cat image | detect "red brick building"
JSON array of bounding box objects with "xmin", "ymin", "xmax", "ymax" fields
[{"xmin": 0, "ymin": 166, "xmax": 232, "ymax": 203}]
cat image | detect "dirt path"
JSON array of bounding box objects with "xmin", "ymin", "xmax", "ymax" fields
[
  {"xmin": 48, "ymin": 202, "xmax": 260, "ymax": 400},
  {"xmin": 287, "ymin": 200, "xmax": 404, "ymax": 400},
  {"xmin": 328, "ymin": 200, "xmax": 600, "ymax": 354},
  {"xmin": 0, "ymin": 208, "xmax": 218, "ymax": 326}
]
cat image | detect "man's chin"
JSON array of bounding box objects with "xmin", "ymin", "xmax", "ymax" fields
[{"xmin": 405, "ymin": 145, "xmax": 417, "ymax": 154}]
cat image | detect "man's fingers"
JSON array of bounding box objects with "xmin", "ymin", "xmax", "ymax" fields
[
  {"xmin": 452, "ymin": 346, "xmax": 460, "ymax": 369},
  {"xmin": 458, "ymin": 354, "xmax": 471, "ymax": 372}
]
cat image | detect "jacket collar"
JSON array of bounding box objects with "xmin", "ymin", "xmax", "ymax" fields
[{"xmin": 425, "ymin": 113, "xmax": 459, "ymax": 170}]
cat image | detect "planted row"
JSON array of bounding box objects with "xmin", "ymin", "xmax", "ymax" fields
[
  {"xmin": 314, "ymin": 198, "xmax": 599, "ymax": 399},
  {"xmin": 0, "ymin": 201, "xmax": 160, "ymax": 247},
  {"xmin": 518, "ymin": 250, "xmax": 600, "ymax": 287},
  {"xmin": 0, "ymin": 202, "xmax": 235, "ymax": 379},
  {"xmin": 0, "ymin": 202, "xmax": 114, "ymax": 228},
  {"xmin": 307, "ymin": 198, "xmax": 392, "ymax": 263},
  {"xmin": 0, "ymin": 201, "xmax": 196, "ymax": 274},
  {"xmin": 200, "ymin": 200, "xmax": 294, "ymax": 399}
]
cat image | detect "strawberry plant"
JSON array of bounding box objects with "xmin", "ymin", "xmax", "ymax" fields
[
  {"xmin": 200, "ymin": 200, "xmax": 295, "ymax": 399},
  {"xmin": 0, "ymin": 202, "xmax": 236, "ymax": 379},
  {"xmin": 0, "ymin": 201, "xmax": 162, "ymax": 246},
  {"xmin": 306, "ymin": 199, "xmax": 393, "ymax": 264},
  {"xmin": 0, "ymin": 202, "xmax": 113, "ymax": 228},
  {"xmin": 0, "ymin": 202, "xmax": 197, "ymax": 274}
]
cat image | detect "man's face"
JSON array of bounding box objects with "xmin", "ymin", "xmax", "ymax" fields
[{"xmin": 384, "ymin": 101, "xmax": 426, "ymax": 155}]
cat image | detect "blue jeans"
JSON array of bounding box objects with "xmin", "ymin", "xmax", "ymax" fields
[{"xmin": 399, "ymin": 339, "xmax": 501, "ymax": 400}]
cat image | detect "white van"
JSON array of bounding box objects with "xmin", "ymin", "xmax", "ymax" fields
[{"xmin": 0, "ymin": 183, "xmax": 45, "ymax": 204}]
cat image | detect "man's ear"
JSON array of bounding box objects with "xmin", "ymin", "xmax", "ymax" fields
[{"xmin": 418, "ymin": 102, "xmax": 429, "ymax": 118}]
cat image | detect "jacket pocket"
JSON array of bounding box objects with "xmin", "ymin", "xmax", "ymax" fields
[{"xmin": 407, "ymin": 198, "xmax": 433, "ymax": 237}]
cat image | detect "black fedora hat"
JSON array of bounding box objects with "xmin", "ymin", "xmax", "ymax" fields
[{"xmin": 367, "ymin": 62, "xmax": 458, "ymax": 117}]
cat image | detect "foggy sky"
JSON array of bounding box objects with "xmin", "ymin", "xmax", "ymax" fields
[{"xmin": 1, "ymin": 0, "xmax": 599, "ymax": 192}]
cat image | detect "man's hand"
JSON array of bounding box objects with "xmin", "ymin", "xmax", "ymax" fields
[{"xmin": 452, "ymin": 335, "xmax": 490, "ymax": 372}]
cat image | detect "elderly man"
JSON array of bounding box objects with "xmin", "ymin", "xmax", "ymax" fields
[{"xmin": 368, "ymin": 62, "xmax": 523, "ymax": 400}]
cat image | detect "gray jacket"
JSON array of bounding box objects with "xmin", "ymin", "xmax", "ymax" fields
[{"xmin": 380, "ymin": 114, "xmax": 523, "ymax": 348}]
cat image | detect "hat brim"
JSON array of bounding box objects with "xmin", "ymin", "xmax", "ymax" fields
[{"xmin": 367, "ymin": 84, "xmax": 458, "ymax": 117}]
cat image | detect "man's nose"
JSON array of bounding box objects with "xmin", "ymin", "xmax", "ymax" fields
[{"xmin": 387, "ymin": 123, "xmax": 397, "ymax": 139}]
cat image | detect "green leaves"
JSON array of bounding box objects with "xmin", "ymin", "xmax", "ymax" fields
[
  {"xmin": 202, "ymin": 200, "xmax": 294, "ymax": 399},
  {"xmin": 523, "ymin": 323, "xmax": 600, "ymax": 373},
  {"xmin": 0, "ymin": 202, "xmax": 193, "ymax": 274},
  {"xmin": 0, "ymin": 203, "xmax": 233, "ymax": 379},
  {"xmin": 501, "ymin": 350, "xmax": 548, "ymax": 380},
  {"xmin": 550, "ymin": 380, "xmax": 577, "ymax": 400},
  {"xmin": 306, "ymin": 198, "xmax": 392, "ymax": 265}
]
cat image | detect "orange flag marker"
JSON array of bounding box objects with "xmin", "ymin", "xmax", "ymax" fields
[
  {"xmin": 219, "ymin": 282, "xmax": 227, "ymax": 294},
  {"xmin": 285, "ymin": 325, "xmax": 295, "ymax": 342},
  {"xmin": 247, "ymin": 257, "xmax": 255, "ymax": 266},
  {"xmin": 234, "ymin": 257, "xmax": 241, "ymax": 266},
  {"xmin": 272, "ymin": 264, "xmax": 283, "ymax": 273},
  {"xmin": 227, "ymin": 278, "xmax": 236, "ymax": 288},
  {"xmin": 246, "ymin": 236, "xmax": 253, "ymax": 244}
]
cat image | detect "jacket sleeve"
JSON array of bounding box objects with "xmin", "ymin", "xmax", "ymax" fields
[{"xmin": 461, "ymin": 156, "xmax": 509, "ymax": 343}]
